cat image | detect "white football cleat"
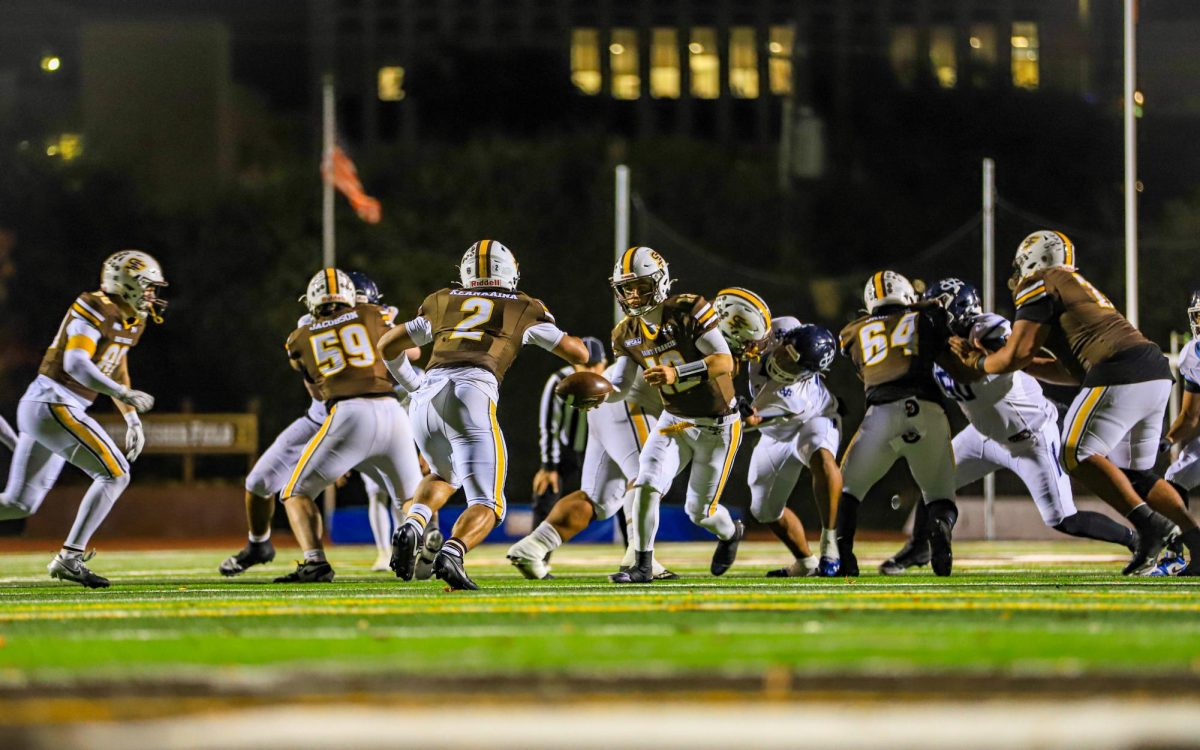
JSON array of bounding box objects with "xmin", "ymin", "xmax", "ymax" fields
[
  {"xmin": 414, "ymin": 529, "xmax": 443, "ymax": 580},
  {"xmin": 48, "ymin": 551, "xmax": 110, "ymax": 589},
  {"xmin": 507, "ymin": 535, "xmax": 552, "ymax": 580}
]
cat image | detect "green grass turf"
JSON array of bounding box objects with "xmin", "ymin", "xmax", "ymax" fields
[{"xmin": 0, "ymin": 541, "xmax": 1197, "ymax": 684}]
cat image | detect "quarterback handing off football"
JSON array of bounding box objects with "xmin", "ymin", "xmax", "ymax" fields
[{"xmin": 555, "ymin": 370, "xmax": 612, "ymax": 409}]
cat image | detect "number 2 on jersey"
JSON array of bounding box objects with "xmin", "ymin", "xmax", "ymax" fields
[
  {"xmin": 860, "ymin": 311, "xmax": 917, "ymax": 366},
  {"xmin": 311, "ymin": 323, "xmax": 375, "ymax": 376},
  {"xmin": 645, "ymin": 350, "xmax": 701, "ymax": 394},
  {"xmin": 449, "ymin": 298, "xmax": 495, "ymax": 341}
]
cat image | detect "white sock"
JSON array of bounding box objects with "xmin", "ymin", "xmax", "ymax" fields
[
  {"xmin": 64, "ymin": 475, "xmax": 129, "ymax": 550},
  {"xmin": 404, "ymin": 503, "xmax": 432, "ymax": 533},
  {"xmin": 249, "ymin": 530, "xmax": 271, "ymax": 543},
  {"xmin": 820, "ymin": 528, "xmax": 839, "ymax": 560},
  {"xmin": 530, "ymin": 521, "xmax": 563, "ymax": 552},
  {"xmin": 632, "ymin": 486, "xmax": 661, "ymax": 552},
  {"xmin": 367, "ymin": 492, "xmax": 392, "ymax": 555},
  {"xmin": 303, "ymin": 549, "xmax": 326, "ymax": 563},
  {"xmin": 696, "ymin": 505, "xmax": 736, "ymax": 540}
]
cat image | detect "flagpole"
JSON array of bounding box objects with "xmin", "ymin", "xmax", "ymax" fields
[{"xmin": 322, "ymin": 74, "xmax": 336, "ymax": 269}]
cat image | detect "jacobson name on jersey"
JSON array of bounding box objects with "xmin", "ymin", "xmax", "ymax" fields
[
  {"xmin": 611, "ymin": 294, "xmax": 736, "ymax": 418},
  {"xmin": 286, "ymin": 303, "xmax": 396, "ymax": 402}
]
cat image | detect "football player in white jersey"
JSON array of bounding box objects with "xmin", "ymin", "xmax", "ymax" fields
[
  {"xmin": 0, "ymin": 251, "xmax": 164, "ymax": 587},
  {"xmin": 505, "ymin": 367, "xmax": 678, "ymax": 580},
  {"xmin": 713, "ymin": 288, "xmax": 844, "ymax": 577},
  {"xmin": 881, "ymin": 279, "xmax": 1137, "ymax": 574},
  {"xmin": 220, "ymin": 271, "xmax": 425, "ymax": 576},
  {"xmin": 1158, "ymin": 290, "xmax": 1200, "ymax": 574}
]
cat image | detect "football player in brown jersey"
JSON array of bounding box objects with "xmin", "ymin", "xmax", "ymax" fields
[
  {"xmin": 378, "ymin": 240, "xmax": 589, "ymax": 590},
  {"xmin": 604, "ymin": 246, "xmax": 744, "ymax": 584},
  {"xmin": 952, "ymin": 231, "xmax": 1199, "ymax": 576},
  {"xmin": 837, "ymin": 271, "xmax": 979, "ymax": 577},
  {"xmin": 0, "ymin": 251, "xmax": 164, "ymax": 588},
  {"xmin": 273, "ymin": 268, "xmax": 425, "ymax": 583}
]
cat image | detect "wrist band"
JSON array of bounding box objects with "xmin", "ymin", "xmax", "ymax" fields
[{"xmin": 674, "ymin": 359, "xmax": 709, "ymax": 382}]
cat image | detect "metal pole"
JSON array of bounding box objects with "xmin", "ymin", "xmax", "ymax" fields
[
  {"xmin": 322, "ymin": 74, "xmax": 336, "ymax": 269},
  {"xmin": 1170, "ymin": 331, "xmax": 1182, "ymax": 461},
  {"xmin": 982, "ymin": 157, "xmax": 996, "ymax": 541},
  {"xmin": 1124, "ymin": 0, "xmax": 1138, "ymax": 326},
  {"xmin": 614, "ymin": 164, "xmax": 630, "ymax": 325}
]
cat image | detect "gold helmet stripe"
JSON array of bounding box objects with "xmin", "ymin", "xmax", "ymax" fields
[
  {"xmin": 325, "ymin": 268, "xmax": 338, "ymax": 297},
  {"xmin": 477, "ymin": 239, "xmax": 491, "ymax": 280},
  {"xmin": 873, "ymin": 272, "xmax": 886, "ymax": 300},
  {"xmin": 1054, "ymin": 231, "xmax": 1074, "ymax": 266},
  {"xmin": 717, "ymin": 287, "xmax": 771, "ymax": 327},
  {"xmin": 621, "ymin": 246, "xmax": 639, "ymax": 275}
]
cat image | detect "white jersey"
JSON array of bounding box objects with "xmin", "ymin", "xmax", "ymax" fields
[
  {"xmin": 934, "ymin": 364, "xmax": 1055, "ymax": 443},
  {"xmin": 1180, "ymin": 339, "xmax": 1200, "ymax": 392},
  {"xmin": 747, "ymin": 316, "xmax": 838, "ymax": 440}
]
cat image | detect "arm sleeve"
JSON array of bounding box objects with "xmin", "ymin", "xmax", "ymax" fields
[
  {"xmin": 62, "ymin": 319, "xmax": 125, "ymax": 398},
  {"xmin": 605, "ymin": 355, "xmax": 640, "ymax": 402},
  {"xmin": 405, "ymin": 316, "xmax": 434, "ymax": 346},
  {"xmin": 538, "ymin": 371, "xmax": 566, "ymax": 468},
  {"xmin": 695, "ymin": 327, "xmax": 731, "ymax": 357},
  {"xmin": 522, "ymin": 322, "xmax": 566, "ymax": 351}
]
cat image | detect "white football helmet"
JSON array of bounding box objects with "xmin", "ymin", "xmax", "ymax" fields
[
  {"xmin": 611, "ymin": 246, "xmax": 673, "ymax": 317},
  {"xmin": 1012, "ymin": 230, "xmax": 1075, "ymax": 284},
  {"xmin": 863, "ymin": 270, "xmax": 917, "ymax": 313},
  {"xmin": 714, "ymin": 287, "xmax": 772, "ymax": 359},
  {"xmin": 100, "ymin": 250, "xmax": 167, "ymax": 323},
  {"xmin": 460, "ymin": 239, "xmax": 520, "ymax": 291},
  {"xmin": 305, "ymin": 267, "xmax": 355, "ymax": 314}
]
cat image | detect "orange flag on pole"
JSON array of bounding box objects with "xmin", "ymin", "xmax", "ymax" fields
[{"xmin": 322, "ymin": 145, "xmax": 382, "ymax": 224}]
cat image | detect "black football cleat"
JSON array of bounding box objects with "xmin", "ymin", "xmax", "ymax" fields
[
  {"xmin": 434, "ymin": 551, "xmax": 479, "ymax": 591},
  {"xmin": 612, "ymin": 551, "xmax": 654, "ymax": 583},
  {"xmin": 838, "ymin": 550, "xmax": 860, "ymax": 577},
  {"xmin": 390, "ymin": 524, "xmax": 420, "ymax": 581},
  {"xmin": 219, "ymin": 540, "xmax": 276, "ymax": 577},
  {"xmin": 48, "ymin": 552, "xmax": 110, "ymax": 589},
  {"xmin": 710, "ymin": 520, "xmax": 744, "ymax": 576},
  {"xmin": 929, "ymin": 521, "xmax": 954, "ymax": 578},
  {"xmin": 273, "ymin": 560, "xmax": 335, "ymax": 583},
  {"xmin": 1123, "ymin": 515, "xmax": 1174, "ymax": 576},
  {"xmin": 879, "ymin": 539, "xmax": 931, "ymax": 576}
]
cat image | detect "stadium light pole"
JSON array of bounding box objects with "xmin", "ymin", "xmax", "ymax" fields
[
  {"xmin": 322, "ymin": 74, "xmax": 336, "ymax": 269},
  {"xmin": 614, "ymin": 164, "xmax": 630, "ymax": 325},
  {"xmin": 1124, "ymin": 0, "xmax": 1138, "ymax": 326},
  {"xmin": 982, "ymin": 158, "xmax": 996, "ymax": 541}
]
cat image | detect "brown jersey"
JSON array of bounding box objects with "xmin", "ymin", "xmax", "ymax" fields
[
  {"xmin": 839, "ymin": 302, "xmax": 951, "ymax": 406},
  {"xmin": 1013, "ymin": 268, "xmax": 1170, "ymax": 386},
  {"xmin": 611, "ymin": 294, "xmax": 735, "ymax": 418},
  {"xmin": 38, "ymin": 291, "xmax": 147, "ymax": 403},
  {"xmin": 422, "ymin": 287, "xmax": 556, "ymax": 383},
  {"xmin": 286, "ymin": 304, "xmax": 396, "ymax": 402}
]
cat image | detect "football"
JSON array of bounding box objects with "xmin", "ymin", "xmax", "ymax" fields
[{"xmin": 554, "ymin": 370, "xmax": 613, "ymax": 408}]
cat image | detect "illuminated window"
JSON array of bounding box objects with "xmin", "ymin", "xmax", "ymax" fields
[
  {"xmin": 929, "ymin": 26, "xmax": 956, "ymax": 88},
  {"xmin": 689, "ymin": 27, "xmax": 719, "ymax": 99},
  {"xmin": 968, "ymin": 23, "xmax": 997, "ymax": 86},
  {"xmin": 650, "ymin": 28, "xmax": 680, "ymax": 99},
  {"xmin": 571, "ymin": 28, "xmax": 601, "ymax": 95},
  {"xmin": 728, "ymin": 27, "xmax": 759, "ymax": 98},
  {"xmin": 46, "ymin": 133, "xmax": 82, "ymax": 161},
  {"xmin": 610, "ymin": 28, "xmax": 640, "ymax": 99},
  {"xmin": 377, "ymin": 66, "xmax": 406, "ymax": 101},
  {"xmin": 768, "ymin": 26, "xmax": 793, "ymax": 95},
  {"xmin": 1011, "ymin": 22, "xmax": 1039, "ymax": 89},
  {"xmin": 889, "ymin": 25, "xmax": 918, "ymax": 87}
]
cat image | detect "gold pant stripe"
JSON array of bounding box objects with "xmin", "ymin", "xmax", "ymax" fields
[
  {"xmin": 49, "ymin": 404, "xmax": 124, "ymax": 479},
  {"xmin": 839, "ymin": 427, "xmax": 863, "ymax": 471},
  {"xmin": 1063, "ymin": 387, "xmax": 1106, "ymax": 471},
  {"xmin": 708, "ymin": 418, "xmax": 743, "ymax": 517},
  {"xmin": 489, "ymin": 399, "xmax": 507, "ymax": 520},
  {"xmin": 282, "ymin": 405, "xmax": 337, "ymax": 499},
  {"xmin": 631, "ymin": 406, "xmax": 650, "ymax": 448}
]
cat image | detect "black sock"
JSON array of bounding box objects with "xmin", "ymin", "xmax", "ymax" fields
[
  {"xmin": 1125, "ymin": 503, "xmax": 1156, "ymax": 531},
  {"xmin": 634, "ymin": 550, "xmax": 653, "ymax": 571},
  {"xmin": 1180, "ymin": 528, "xmax": 1200, "ymax": 556},
  {"xmin": 911, "ymin": 499, "xmax": 931, "ymax": 542},
  {"xmin": 1054, "ymin": 511, "xmax": 1136, "ymax": 550},
  {"xmin": 835, "ymin": 494, "xmax": 860, "ymax": 556},
  {"xmin": 926, "ymin": 499, "xmax": 959, "ymax": 530},
  {"xmin": 442, "ymin": 538, "xmax": 467, "ymax": 559}
]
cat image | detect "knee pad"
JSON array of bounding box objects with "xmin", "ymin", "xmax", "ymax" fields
[{"xmin": 1119, "ymin": 468, "xmax": 1159, "ymax": 500}]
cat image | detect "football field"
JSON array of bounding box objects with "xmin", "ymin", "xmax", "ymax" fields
[{"xmin": 2, "ymin": 540, "xmax": 1199, "ymax": 748}]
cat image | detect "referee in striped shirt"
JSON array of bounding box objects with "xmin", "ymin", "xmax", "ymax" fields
[{"xmin": 532, "ymin": 337, "xmax": 608, "ymax": 535}]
